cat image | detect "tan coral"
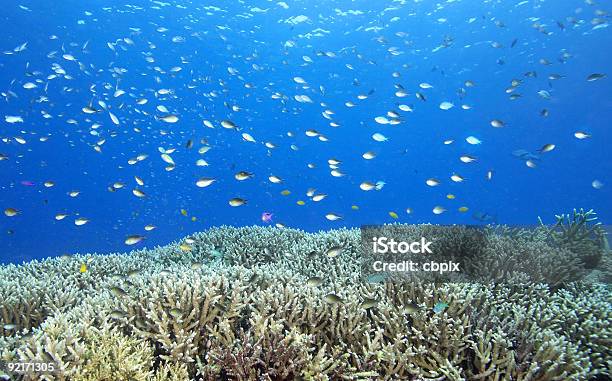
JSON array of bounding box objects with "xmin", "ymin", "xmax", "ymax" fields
[{"xmin": 0, "ymin": 224, "xmax": 609, "ymax": 380}]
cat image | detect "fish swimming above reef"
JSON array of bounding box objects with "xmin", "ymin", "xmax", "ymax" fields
[
  {"xmin": 433, "ymin": 302, "xmax": 449, "ymax": 314},
  {"xmin": 512, "ymin": 149, "xmax": 540, "ymax": 162},
  {"xmin": 360, "ymin": 297, "xmax": 379, "ymax": 309},
  {"xmin": 4, "ymin": 208, "xmax": 19, "ymax": 217},
  {"xmin": 110, "ymin": 286, "xmax": 128, "ymax": 297},
  {"xmin": 472, "ymin": 212, "xmax": 497, "ymax": 223},
  {"xmin": 261, "ymin": 212, "xmax": 273, "ymax": 223},
  {"xmin": 403, "ymin": 302, "xmax": 419, "ymax": 314},
  {"xmin": 306, "ymin": 276, "xmax": 323, "ymax": 287},
  {"xmin": 125, "ymin": 235, "xmax": 145, "ymax": 245},
  {"xmin": 324, "ymin": 293, "xmax": 343, "ymax": 304}
]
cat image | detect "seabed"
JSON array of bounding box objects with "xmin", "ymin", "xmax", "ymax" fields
[{"xmin": 0, "ymin": 218, "xmax": 610, "ymax": 380}]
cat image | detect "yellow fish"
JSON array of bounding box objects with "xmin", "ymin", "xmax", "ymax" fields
[
  {"xmin": 446, "ymin": 194, "xmax": 456, "ymax": 200},
  {"xmin": 389, "ymin": 211, "xmax": 399, "ymax": 219},
  {"xmin": 180, "ymin": 209, "xmax": 188, "ymax": 216},
  {"xmin": 458, "ymin": 206, "xmax": 469, "ymax": 213},
  {"xmin": 4, "ymin": 208, "xmax": 18, "ymax": 217},
  {"xmin": 280, "ymin": 189, "xmax": 291, "ymax": 196},
  {"xmin": 179, "ymin": 244, "xmax": 192, "ymax": 252},
  {"xmin": 79, "ymin": 263, "xmax": 87, "ymax": 273},
  {"xmin": 296, "ymin": 200, "xmax": 305, "ymax": 205},
  {"xmin": 191, "ymin": 216, "xmax": 197, "ymax": 222},
  {"xmin": 351, "ymin": 205, "xmax": 359, "ymax": 210}
]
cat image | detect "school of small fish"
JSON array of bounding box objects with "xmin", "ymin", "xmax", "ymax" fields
[{"xmin": 0, "ymin": 0, "xmax": 609, "ymax": 251}]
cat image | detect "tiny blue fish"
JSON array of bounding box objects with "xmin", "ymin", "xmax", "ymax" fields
[{"xmin": 433, "ymin": 302, "xmax": 449, "ymax": 314}]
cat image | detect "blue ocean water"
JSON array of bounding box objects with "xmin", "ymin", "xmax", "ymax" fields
[{"xmin": 0, "ymin": 0, "xmax": 610, "ymax": 263}]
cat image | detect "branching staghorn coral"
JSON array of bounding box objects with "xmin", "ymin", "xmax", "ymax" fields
[
  {"xmin": 0, "ymin": 218, "xmax": 609, "ymax": 381},
  {"xmin": 200, "ymin": 318, "xmax": 312, "ymax": 380},
  {"xmin": 464, "ymin": 232, "xmax": 588, "ymax": 287},
  {"xmin": 539, "ymin": 208, "xmax": 608, "ymax": 268},
  {"xmin": 70, "ymin": 322, "xmax": 154, "ymax": 381}
]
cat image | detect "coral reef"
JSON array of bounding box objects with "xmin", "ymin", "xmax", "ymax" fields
[
  {"xmin": 538, "ymin": 208, "xmax": 607, "ymax": 268},
  {"xmin": 0, "ymin": 220, "xmax": 610, "ymax": 380}
]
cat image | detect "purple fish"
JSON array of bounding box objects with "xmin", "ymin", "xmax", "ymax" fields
[
  {"xmin": 261, "ymin": 212, "xmax": 273, "ymax": 223},
  {"xmin": 20, "ymin": 180, "xmax": 35, "ymax": 186}
]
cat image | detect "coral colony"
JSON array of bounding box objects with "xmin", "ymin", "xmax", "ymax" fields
[{"xmin": 0, "ymin": 210, "xmax": 610, "ymax": 380}]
